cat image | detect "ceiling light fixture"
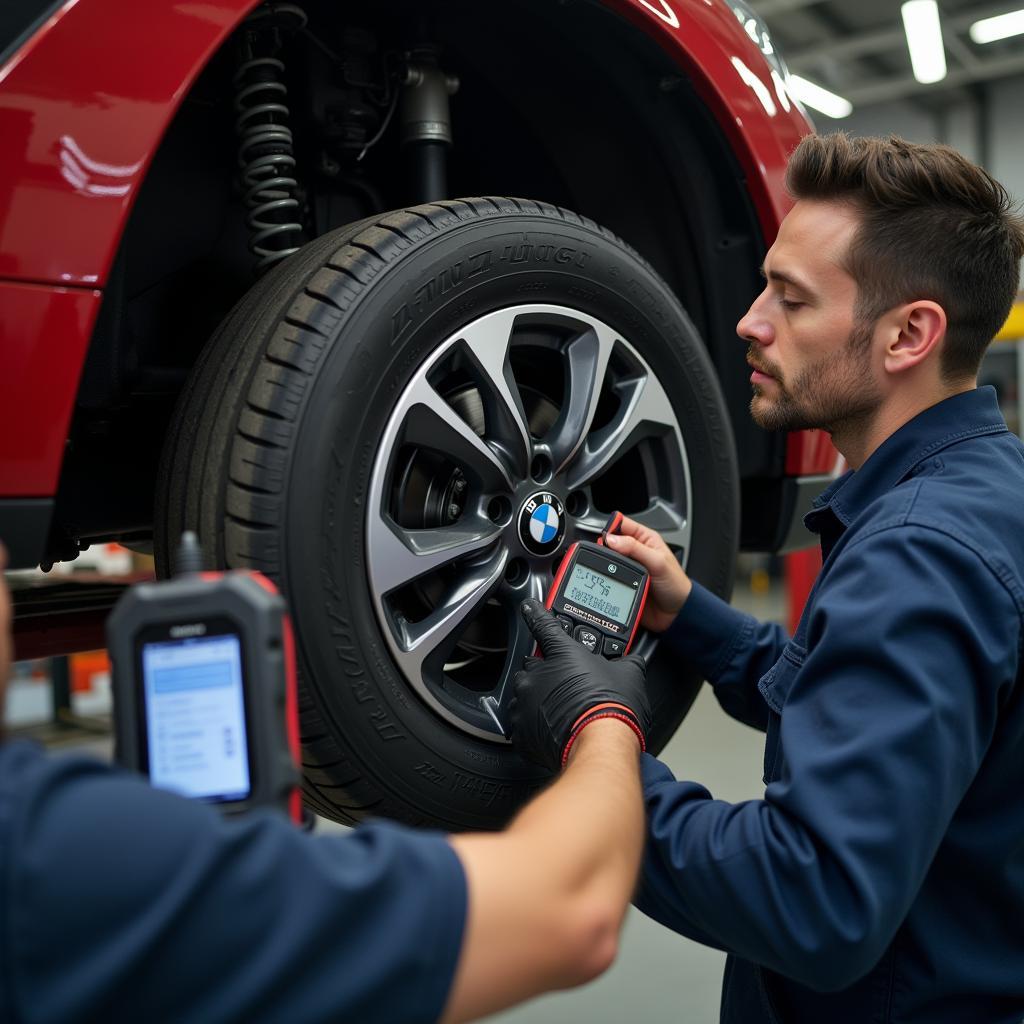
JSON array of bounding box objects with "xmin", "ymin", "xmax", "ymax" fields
[
  {"xmin": 901, "ymin": 1, "xmax": 947, "ymax": 84},
  {"xmin": 970, "ymin": 9, "xmax": 1024, "ymax": 44},
  {"xmin": 786, "ymin": 75, "xmax": 853, "ymax": 119}
]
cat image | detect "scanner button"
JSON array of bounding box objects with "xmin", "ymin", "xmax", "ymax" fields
[
  {"xmin": 574, "ymin": 626, "xmax": 600, "ymax": 653},
  {"xmin": 556, "ymin": 616, "xmax": 574, "ymax": 635},
  {"xmin": 602, "ymin": 637, "xmax": 625, "ymax": 658}
]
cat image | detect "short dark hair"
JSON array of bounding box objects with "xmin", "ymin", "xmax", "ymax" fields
[{"xmin": 786, "ymin": 133, "xmax": 1024, "ymax": 381}]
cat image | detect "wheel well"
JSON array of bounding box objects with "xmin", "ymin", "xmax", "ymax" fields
[{"xmin": 50, "ymin": 0, "xmax": 780, "ymax": 564}]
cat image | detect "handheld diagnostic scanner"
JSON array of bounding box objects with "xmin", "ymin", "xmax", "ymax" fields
[
  {"xmin": 543, "ymin": 512, "xmax": 650, "ymax": 658},
  {"xmin": 107, "ymin": 534, "xmax": 302, "ymax": 824}
]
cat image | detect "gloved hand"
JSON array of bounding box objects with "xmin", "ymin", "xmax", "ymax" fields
[{"xmin": 509, "ymin": 600, "xmax": 651, "ymax": 772}]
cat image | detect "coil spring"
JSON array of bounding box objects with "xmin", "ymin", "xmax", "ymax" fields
[{"xmin": 233, "ymin": 6, "xmax": 307, "ymax": 274}]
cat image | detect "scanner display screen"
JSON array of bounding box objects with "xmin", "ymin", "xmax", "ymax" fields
[
  {"xmin": 141, "ymin": 634, "xmax": 251, "ymax": 802},
  {"xmin": 565, "ymin": 564, "xmax": 637, "ymax": 625}
]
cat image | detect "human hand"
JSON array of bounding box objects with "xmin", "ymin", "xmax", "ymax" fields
[
  {"xmin": 604, "ymin": 516, "xmax": 692, "ymax": 631},
  {"xmin": 509, "ymin": 600, "xmax": 650, "ymax": 772}
]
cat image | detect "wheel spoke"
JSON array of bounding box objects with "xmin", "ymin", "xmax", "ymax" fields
[
  {"xmin": 456, "ymin": 309, "xmax": 533, "ymax": 477},
  {"xmin": 542, "ymin": 325, "xmax": 616, "ymax": 475},
  {"xmin": 574, "ymin": 504, "xmax": 610, "ymax": 540},
  {"xmin": 630, "ymin": 498, "xmax": 690, "ymax": 551},
  {"xmin": 566, "ymin": 370, "xmax": 678, "ymax": 490},
  {"xmin": 392, "ymin": 547, "xmax": 508, "ymax": 682},
  {"xmin": 367, "ymin": 513, "xmax": 503, "ymax": 596},
  {"xmin": 490, "ymin": 573, "xmax": 547, "ymax": 719},
  {"xmin": 401, "ymin": 376, "xmax": 513, "ymax": 493},
  {"xmin": 574, "ymin": 498, "xmax": 688, "ymax": 551}
]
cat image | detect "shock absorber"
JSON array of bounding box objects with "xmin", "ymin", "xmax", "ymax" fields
[
  {"xmin": 399, "ymin": 45, "xmax": 459, "ymax": 205},
  {"xmin": 234, "ymin": 3, "xmax": 307, "ymax": 274}
]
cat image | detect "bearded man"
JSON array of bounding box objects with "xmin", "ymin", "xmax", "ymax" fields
[{"xmin": 516, "ymin": 133, "xmax": 1024, "ymax": 1022}]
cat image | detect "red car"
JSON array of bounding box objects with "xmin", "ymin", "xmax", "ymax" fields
[{"xmin": 0, "ymin": 0, "xmax": 834, "ymax": 828}]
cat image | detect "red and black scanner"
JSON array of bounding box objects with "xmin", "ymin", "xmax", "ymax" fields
[
  {"xmin": 543, "ymin": 512, "xmax": 651, "ymax": 658},
  {"xmin": 107, "ymin": 534, "xmax": 302, "ymax": 825}
]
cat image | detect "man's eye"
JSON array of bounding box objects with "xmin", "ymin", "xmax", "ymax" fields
[{"xmin": 779, "ymin": 298, "xmax": 803, "ymax": 311}]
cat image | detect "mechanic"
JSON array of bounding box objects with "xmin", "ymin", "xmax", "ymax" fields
[
  {"xmin": 592, "ymin": 133, "xmax": 1024, "ymax": 1021},
  {"xmin": 0, "ymin": 540, "xmax": 652, "ymax": 1022}
]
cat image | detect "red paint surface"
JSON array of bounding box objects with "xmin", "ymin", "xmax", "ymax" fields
[
  {"xmin": 0, "ymin": 0, "xmax": 257, "ymax": 497},
  {"xmin": 0, "ymin": 0, "xmax": 254, "ymax": 286},
  {"xmin": 785, "ymin": 428, "xmax": 843, "ymax": 476},
  {"xmin": 608, "ymin": 0, "xmax": 810, "ymax": 238},
  {"xmin": 0, "ymin": 281, "xmax": 100, "ymax": 494},
  {"xmin": 0, "ymin": 0, "xmax": 832, "ymax": 502},
  {"xmin": 786, "ymin": 546, "xmax": 822, "ymax": 634}
]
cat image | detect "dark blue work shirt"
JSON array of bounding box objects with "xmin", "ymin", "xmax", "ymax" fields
[
  {"xmin": 635, "ymin": 387, "xmax": 1024, "ymax": 1023},
  {"xmin": 0, "ymin": 740, "xmax": 466, "ymax": 1022}
]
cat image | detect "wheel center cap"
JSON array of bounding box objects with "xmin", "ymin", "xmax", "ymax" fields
[{"xmin": 518, "ymin": 492, "xmax": 566, "ymax": 556}]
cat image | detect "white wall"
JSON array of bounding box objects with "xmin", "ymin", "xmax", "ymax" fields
[
  {"xmin": 818, "ymin": 73, "xmax": 1024, "ymax": 216},
  {"xmin": 987, "ymin": 77, "xmax": 1024, "ymax": 210},
  {"xmin": 836, "ymin": 98, "xmax": 940, "ymax": 146}
]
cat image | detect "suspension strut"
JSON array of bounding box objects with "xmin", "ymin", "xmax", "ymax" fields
[
  {"xmin": 234, "ymin": 3, "xmax": 307, "ymax": 274},
  {"xmin": 399, "ymin": 46, "xmax": 459, "ymax": 205}
]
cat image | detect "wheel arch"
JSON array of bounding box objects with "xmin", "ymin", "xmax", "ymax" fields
[{"xmin": 15, "ymin": 0, "xmax": 803, "ymax": 567}]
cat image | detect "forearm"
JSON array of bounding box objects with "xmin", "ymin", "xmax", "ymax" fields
[
  {"xmin": 443, "ymin": 719, "xmax": 643, "ymax": 1022},
  {"xmin": 512, "ymin": 718, "xmax": 643, "ymax": 917}
]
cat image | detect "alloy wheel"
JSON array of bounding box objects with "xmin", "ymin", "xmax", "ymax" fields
[{"xmin": 367, "ymin": 303, "xmax": 693, "ymax": 742}]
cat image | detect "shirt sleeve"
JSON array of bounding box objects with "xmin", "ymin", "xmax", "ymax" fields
[
  {"xmin": 664, "ymin": 581, "xmax": 790, "ymax": 731},
  {"xmin": 5, "ymin": 754, "xmax": 467, "ymax": 1023},
  {"xmin": 634, "ymin": 525, "xmax": 1019, "ymax": 991}
]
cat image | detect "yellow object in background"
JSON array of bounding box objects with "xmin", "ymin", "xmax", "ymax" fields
[
  {"xmin": 750, "ymin": 568, "xmax": 771, "ymax": 596},
  {"xmin": 994, "ymin": 300, "xmax": 1024, "ymax": 343}
]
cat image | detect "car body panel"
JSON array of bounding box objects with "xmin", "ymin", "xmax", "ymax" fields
[
  {"xmin": 0, "ymin": 0, "xmax": 246, "ymax": 290},
  {"xmin": 786, "ymin": 428, "xmax": 843, "ymax": 476},
  {"xmin": 0, "ymin": 0, "xmax": 834, "ymax": 503},
  {"xmin": 0, "ymin": 281, "xmax": 100, "ymax": 493},
  {"xmin": 608, "ymin": 0, "xmax": 808, "ymax": 240}
]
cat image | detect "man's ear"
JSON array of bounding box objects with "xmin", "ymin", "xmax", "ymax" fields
[{"xmin": 884, "ymin": 301, "xmax": 946, "ymax": 375}]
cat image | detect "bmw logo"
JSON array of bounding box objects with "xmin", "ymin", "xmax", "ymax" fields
[{"xmin": 518, "ymin": 492, "xmax": 566, "ymax": 556}]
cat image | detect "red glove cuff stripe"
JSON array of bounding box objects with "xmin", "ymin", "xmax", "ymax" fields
[
  {"xmin": 568, "ymin": 701, "xmax": 637, "ymax": 735},
  {"xmin": 560, "ymin": 710, "xmax": 646, "ymax": 769}
]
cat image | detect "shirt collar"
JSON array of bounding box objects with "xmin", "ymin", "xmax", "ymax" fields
[{"xmin": 805, "ymin": 386, "xmax": 1007, "ymax": 533}]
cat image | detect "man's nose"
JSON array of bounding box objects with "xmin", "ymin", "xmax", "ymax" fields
[{"xmin": 736, "ymin": 296, "xmax": 773, "ymax": 347}]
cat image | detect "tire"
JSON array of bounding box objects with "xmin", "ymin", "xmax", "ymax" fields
[{"xmin": 155, "ymin": 197, "xmax": 738, "ymax": 830}]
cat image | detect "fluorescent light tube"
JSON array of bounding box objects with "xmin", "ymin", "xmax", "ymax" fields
[
  {"xmin": 901, "ymin": 1, "xmax": 947, "ymax": 84},
  {"xmin": 787, "ymin": 75, "xmax": 853, "ymax": 119},
  {"xmin": 970, "ymin": 10, "xmax": 1024, "ymax": 44}
]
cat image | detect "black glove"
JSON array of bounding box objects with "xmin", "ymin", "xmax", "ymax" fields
[{"xmin": 509, "ymin": 600, "xmax": 651, "ymax": 772}]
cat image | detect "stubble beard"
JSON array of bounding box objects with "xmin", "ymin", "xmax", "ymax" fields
[{"xmin": 749, "ymin": 321, "xmax": 882, "ymax": 437}]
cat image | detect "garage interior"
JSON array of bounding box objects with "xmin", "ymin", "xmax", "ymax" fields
[{"xmin": 4, "ymin": 0, "xmax": 1024, "ymax": 1020}]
